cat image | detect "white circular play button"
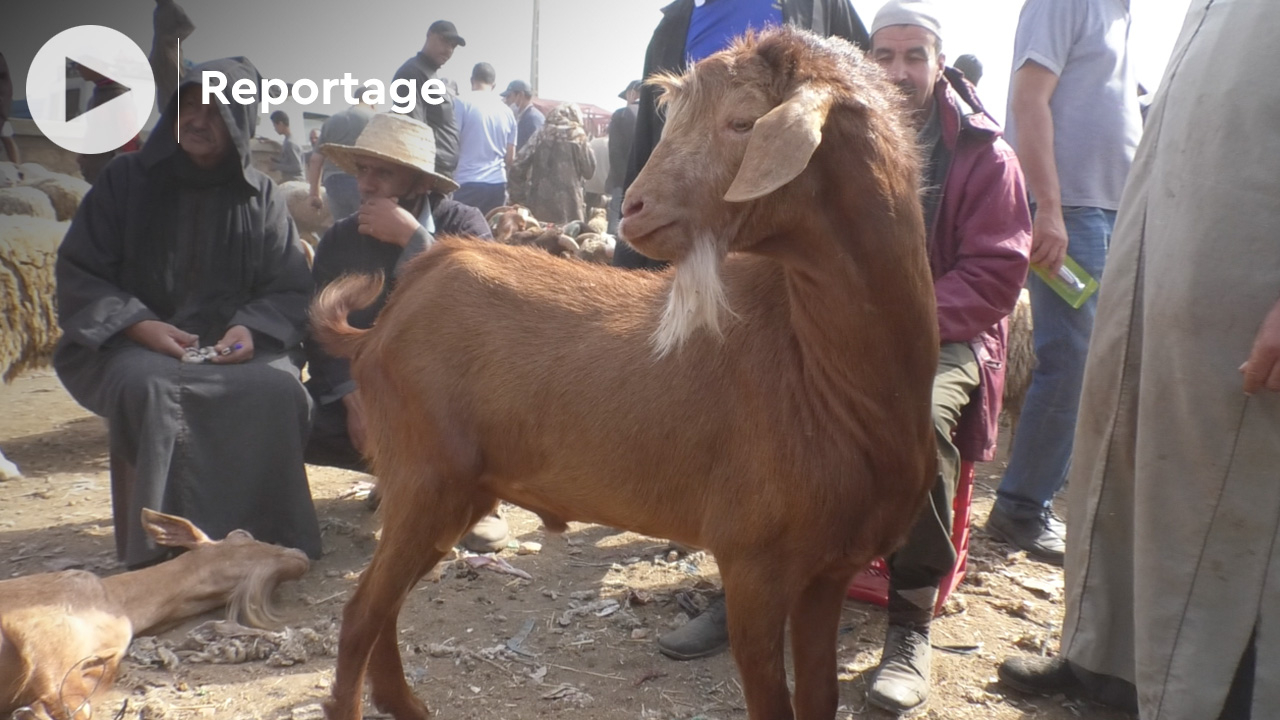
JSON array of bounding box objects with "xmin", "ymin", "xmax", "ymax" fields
[{"xmin": 26, "ymin": 25, "xmax": 156, "ymax": 155}]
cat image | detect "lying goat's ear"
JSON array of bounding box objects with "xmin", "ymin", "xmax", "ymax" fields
[
  {"xmin": 725, "ymin": 86, "xmax": 831, "ymax": 203},
  {"xmin": 141, "ymin": 508, "xmax": 213, "ymax": 549}
]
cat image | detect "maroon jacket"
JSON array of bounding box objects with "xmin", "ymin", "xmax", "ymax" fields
[{"xmin": 927, "ymin": 69, "xmax": 1032, "ymax": 462}]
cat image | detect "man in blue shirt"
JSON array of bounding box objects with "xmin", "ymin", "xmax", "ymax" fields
[
  {"xmin": 613, "ymin": 0, "xmax": 869, "ymax": 269},
  {"xmin": 500, "ymin": 80, "xmax": 545, "ymax": 152},
  {"xmin": 453, "ymin": 63, "xmax": 518, "ymax": 215}
]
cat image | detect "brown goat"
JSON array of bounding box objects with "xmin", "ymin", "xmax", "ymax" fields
[
  {"xmin": 311, "ymin": 28, "xmax": 937, "ymax": 720},
  {"xmin": 0, "ymin": 510, "xmax": 310, "ymax": 720}
]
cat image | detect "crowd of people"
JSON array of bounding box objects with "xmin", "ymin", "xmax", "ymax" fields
[{"xmin": 28, "ymin": 0, "xmax": 1277, "ymax": 718}]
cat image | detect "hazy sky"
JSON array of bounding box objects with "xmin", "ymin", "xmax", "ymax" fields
[{"xmin": 5, "ymin": 0, "xmax": 1192, "ymax": 137}]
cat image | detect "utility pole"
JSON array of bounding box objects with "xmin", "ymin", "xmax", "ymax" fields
[{"xmin": 530, "ymin": 0, "xmax": 541, "ymax": 94}]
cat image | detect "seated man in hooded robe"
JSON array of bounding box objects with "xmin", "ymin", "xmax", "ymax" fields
[{"xmin": 54, "ymin": 56, "xmax": 322, "ymax": 568}]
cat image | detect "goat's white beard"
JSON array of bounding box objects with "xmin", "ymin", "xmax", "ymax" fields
[{"xmin": 651, "ymin": 235, "xmax": 732, "ymax": 358}]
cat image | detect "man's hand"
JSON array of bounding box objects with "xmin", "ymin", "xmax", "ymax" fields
[
  {"xmin": 343, "ymin": 391, "xmax": 368, "ymax": 453},
  {"xmin": 1029, "ymin": 206, "xmax": 1069, "ymax": 275},
  {"xmin": 358, "ymin": 197, "xmax": 420, "ymax": 247},
  {"xmin": 211, "ymin": 324, "xmax": 254, "ymax": 364},
  {"xmin": 309, "ymin": 188, "xmax": 324, "ymax": 210},
  {"xmin": 1242, "ymin": 298, "xmax": 1280, "ymax": 394},
  {"xmin": 124, "ymin": 320, "xmax": 198, "ymax": 359}
]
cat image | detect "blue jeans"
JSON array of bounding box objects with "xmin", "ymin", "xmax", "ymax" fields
[
  {"xmin": 323, "ymin": 173, "xmax": 360, "ymax": 222},
  {"xmin": 453, "ymin": 182, "xmax": 507, "ymax": 216},
  {"xmin": 995, "ymin": 206, "xmax": 1116, "ymax": 519}
]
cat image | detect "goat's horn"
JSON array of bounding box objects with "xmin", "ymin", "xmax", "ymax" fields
[{"xmin": 558, "ymin": 235, "xmax": 581, "ymax": 253}]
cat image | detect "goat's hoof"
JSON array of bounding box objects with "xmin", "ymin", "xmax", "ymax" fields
[{"xmin": 372, "ymin": 693, "xmax": 430, "ymax": 720}]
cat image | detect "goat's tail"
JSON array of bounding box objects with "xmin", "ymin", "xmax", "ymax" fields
[{"xmin": 309, "ymin": 273, "xmax": 384, "ymax": 359}]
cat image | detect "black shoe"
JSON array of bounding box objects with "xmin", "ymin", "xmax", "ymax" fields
[
  {"xmin": 868, "ymin": 623, "xmax": 932, "ymax": 715},
  {"xmin": 985, "ymin": 506, "xmax": 1066, "ymax": 566},
  {"xmin": 1000, "ymin": 655, "xmax": 1139, "ymax": 712},
  {"xmin": 998, "ymin": 655, "xmax": 1082, "ymax": 697},
  {"xmin": 657, "ymin": 596, "xmax": 729, "ymax": 660}
]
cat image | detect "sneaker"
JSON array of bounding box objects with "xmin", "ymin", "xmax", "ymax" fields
[
  {"xmin": 461, "ymin": 513, "xmax": 510, "ymax": 553},
  {"xmin": 657, "ymin": 596, "xmax": 729, "ymax": 660},
  {"xmin": 985, "ymin": 505, "xmax": 1066, "ymax": 566},
  {"xmin": 998, "ymin": 655, "xmax": 1083, "ymax": 697},
  {"xmin": 868, "ymin": 623, "xmax": 932, "ymax": 715}
]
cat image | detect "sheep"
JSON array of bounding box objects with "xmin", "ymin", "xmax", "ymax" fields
[
  {"xmin": 279, "ymin": 180, "xmax": 334, "ymax": 248},
  {"xmin": 1001, "ymin": 288, "xmax": 1035, "ymax": 442},
  {"xmin": 0, "ymin": 162, "xmax": 20, "ymax": 188},
  {"xmin": 26, "ymin": 174, "xmax": 92, "ymax": 222},
  {"xmin": 504, "ymin": 226, "xmax": 578, "ymax": 258},
  {"xmin": 311, "ymin": 28, "xmax": 937, "ymax": 720},
  {"xmin": 485, "ymin": 204, "xmax": 541, "ymax": 244},
  {"xmin": 586, "ymin": 206, "xmax": 608, "ymax": 235},
  {"xmin": 0, "ymin": 215, "xmax": 68, "ymax": 481},
  {"xmin": 0, "ymin": 509, "xmax": 309, "ymax": 720},
  {"xmin": 572, "ymin": 232, "xmax": 615, "ymax": 264},
  {"xmin": 17, "ymin": 163, "xmax": 55, "ymax": 184},
  {"xmin": 0, "ymin": 216, "xmax": 65, "ymax": 382},
  {"xmin": 0, "ymin": 187, "xmax": 57, "ymax": 220}
]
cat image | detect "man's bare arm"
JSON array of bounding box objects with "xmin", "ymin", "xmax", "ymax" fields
[
  {"xmin": 307, "ymin": 151, "xmax": 325, "ymax": 208},
  {"xmin": 1009, "ymin": 61, "xmax": 1067, "ymax": 274}
]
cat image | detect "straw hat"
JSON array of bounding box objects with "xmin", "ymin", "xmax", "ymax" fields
[{"xmin": 320, "ymin": 112, "xmax": 459, "ymax": 193}]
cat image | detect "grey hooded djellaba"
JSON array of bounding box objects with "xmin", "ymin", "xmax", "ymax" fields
[
  {"xmin": 54, "ymin": 57, "xmax": 322, "ymax": 567},
  {"xmin": 1060, "ymin": 1, "xmax": 1280, "ymax": 717}
]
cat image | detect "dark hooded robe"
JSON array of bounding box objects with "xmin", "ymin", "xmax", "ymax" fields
[{"xmin": 53, "ymin": 57, "xmax": 322, "ymax": 567}]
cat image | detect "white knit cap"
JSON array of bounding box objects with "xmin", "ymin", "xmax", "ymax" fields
[{"xmin": 870, "ymin": 0, "xmax": 942, "ymax": 39}]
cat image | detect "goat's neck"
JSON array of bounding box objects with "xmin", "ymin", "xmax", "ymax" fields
[
  {"xmin": 100, "ymin": 554, "xmax": 238, "ymax": 635},
  {"xmin": 770, "ymin": 198, "xmax": 933, "ymax": 429}
]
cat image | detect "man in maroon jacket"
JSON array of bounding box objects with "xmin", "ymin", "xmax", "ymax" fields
[{"xmin": 864, "ymin": 1, "xmax": 1031, "ymax": 712}]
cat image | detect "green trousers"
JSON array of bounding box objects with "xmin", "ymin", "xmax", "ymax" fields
[{"xmin": 888, "ymin": 342, "xmax": 980, "ymax": 592}]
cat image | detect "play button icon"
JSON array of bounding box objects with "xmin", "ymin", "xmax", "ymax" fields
[{"xmin": 27, "ymin": 25, "xmax": 155, "ymax": 155}]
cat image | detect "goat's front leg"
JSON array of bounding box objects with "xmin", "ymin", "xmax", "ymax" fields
[
  {"xmin": 720, "ymin": 556, "xmax": 798, "ymax": 720},
  {"xmin": 788, "ymin": 566, "xmax": 855, "ymax": 720}
]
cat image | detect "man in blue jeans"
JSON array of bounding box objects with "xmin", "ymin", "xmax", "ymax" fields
[{"xmin": 985, "ymin": 0, "xmax": 1142, "ymax": 565}]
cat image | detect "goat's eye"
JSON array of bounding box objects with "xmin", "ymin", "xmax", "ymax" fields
[{"xmin": 729, "ymin": 118, "xmax": 755, "ymax": 133}]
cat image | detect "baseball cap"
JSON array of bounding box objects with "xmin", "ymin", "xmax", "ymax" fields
[
  {"xmin": 428, "ymin": 20, "xmax": 466, "ymax": 46},
  {"xmin": 501, "ymin": 79, "xmax": 532, "ymax": 98},
  {"xmin": 618, "ymin": 80, "xmax": 642, "ymax": 99}
]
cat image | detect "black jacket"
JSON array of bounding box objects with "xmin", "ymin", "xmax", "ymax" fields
[
  {"xmin": 305, "ymin": 195, "xmax": 491, "ymax": 404},
  {"xmin": 393, "ymin": 53, "xmax": 460, "ymax": 178},
  {"xmin": 614, "ymin": 0, "xmax": 870, "ymax": 269}
]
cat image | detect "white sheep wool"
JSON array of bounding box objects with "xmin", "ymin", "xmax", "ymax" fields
[{"xmin": 0, "ymin": 215, "xmax": 67, "ymax": 382}]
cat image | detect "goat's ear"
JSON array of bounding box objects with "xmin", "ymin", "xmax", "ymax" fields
[
  {"xmin": 141, "ymin": 508, "xmax": 213, "ymax": 549},
  {"xmin": 725, "ymin": 86, "xmax": 832, "ymax": 203}
]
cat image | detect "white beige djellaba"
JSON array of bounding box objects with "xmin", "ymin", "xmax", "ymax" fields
[{"xmin": 1060, "ymin": 1, "xmax": 1280, "ymax": 718}]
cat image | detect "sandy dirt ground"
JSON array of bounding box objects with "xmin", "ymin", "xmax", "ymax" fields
[{"xmin": 0, "ymin": 370, "xmax": 1132, "ymax": 720}]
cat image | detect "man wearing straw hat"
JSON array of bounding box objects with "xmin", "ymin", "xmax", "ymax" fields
[{"xmin": 303, "ymin": 112, "xmax": 504, "ymax": 550}]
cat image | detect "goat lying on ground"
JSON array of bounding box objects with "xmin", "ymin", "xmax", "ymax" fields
[
  {"xmin": 0, "ymin": 510, "xmax": 310, "ymax": 720},
  {"xmin": 312, "ymin": 27, "xmax": 938, "ymax": 720}
]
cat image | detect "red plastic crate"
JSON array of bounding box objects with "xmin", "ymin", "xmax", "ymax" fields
[{"xmin": 847, "ymin": 460, "xmax": 975, "ymax": 615}]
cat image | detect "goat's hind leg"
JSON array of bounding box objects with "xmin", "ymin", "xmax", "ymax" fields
[
  {"xmin": 324, "ymin": 482, "xmax": 470, "ymax": 720},
  {"xmin": 789, "ymin": 567, "xmax": 856, "ymax": 720},
  {"xmin": 363, "ymin": 488, "xmax": 498, "ymax": 719}
]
